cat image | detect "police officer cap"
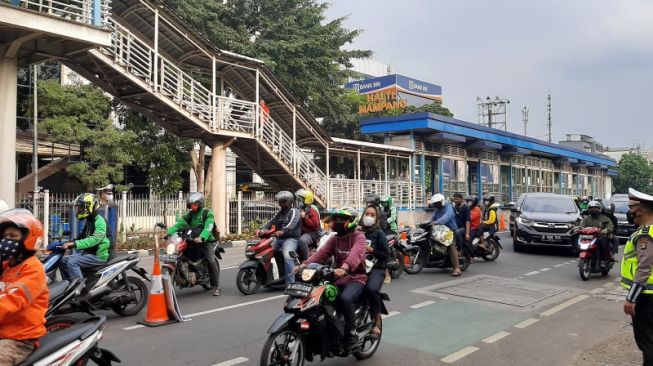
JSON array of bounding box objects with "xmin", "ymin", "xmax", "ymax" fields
[{"xmin": 629, "ymin": 188, "xmax": 653, "ymax": 208}]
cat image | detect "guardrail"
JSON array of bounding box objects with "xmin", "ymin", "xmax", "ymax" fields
[{"xmin": 6, "ymin": 0, "xmax": 111, "ymax": 27}]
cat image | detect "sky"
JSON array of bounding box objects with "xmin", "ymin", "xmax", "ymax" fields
[{"xmin": 324, "ymin": 0, "xmax": 653, "ymax": 149}]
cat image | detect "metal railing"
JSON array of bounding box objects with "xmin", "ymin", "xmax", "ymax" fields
[
  {"xmin": 328, "ymin": 178, "xmax": 417, "ymax": 210},
  {"xmin": 5, "ymin": 0, "xmax": 111, "ymax": 26},
  {"xmin": 228, "ymin": 192, "xmax": 278, "ymax": 234}
]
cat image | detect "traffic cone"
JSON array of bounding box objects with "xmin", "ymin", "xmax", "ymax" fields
[
  {"xmin": 499, "ymin": 212, "xmax": 507, "ymax": 231},
  {"xmin": 138, "ymin": 258, "xmax": 176, "ymax": 327}
]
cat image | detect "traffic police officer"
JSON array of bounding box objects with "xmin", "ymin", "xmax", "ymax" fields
[{"xmin": 621, "ymin": 188, "xmax": 653, "ymax": 366}]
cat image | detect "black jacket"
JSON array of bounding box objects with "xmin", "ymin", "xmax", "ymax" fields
[{"xmin": 264, "ymin": 208, "xmax": 302, "ymax": 238}]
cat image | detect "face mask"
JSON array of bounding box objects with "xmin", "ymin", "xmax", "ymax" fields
[
  {"xmin": 590, "ymin": 211, "xmax": 599, "ymax": 218},
  {"xmin": 362, "ymin": 216, "xmax": 376, "ymax": 227},
  {"xmin": 0, "ymin": 239, "xmax": 24, "ymax": 265},
  {"xmin": 105, "ymin": 194, "xmax": 114, "ymax": 202},
  {"xmin": 627, "ymin": 210, "xmax": 641, "ymax": 225},
  {"xmin": 334, "ymin": 221, "xmax": 348, "ymax": 236}
]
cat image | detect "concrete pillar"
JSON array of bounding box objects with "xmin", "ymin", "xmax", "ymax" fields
[
  {"xmin": 211, "ymin": 142, "xmax": 227, "ymax": 234},
  {"xmin": 0, "ymin": 56, "xmax": 17, "ymax": 208}
]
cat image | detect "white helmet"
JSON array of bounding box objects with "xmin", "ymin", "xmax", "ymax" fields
[
  {"xmin": 430, "ymin": 193, "xmax": 445, "ymax": 205},
  {"xmin": 0, "ymin": 199, "xmax": 8, "ymax": 215}
]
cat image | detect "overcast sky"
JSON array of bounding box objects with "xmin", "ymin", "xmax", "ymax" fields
[{"xmin": 325, "ymin": 0, "xmax": 653, "ymax": 149}]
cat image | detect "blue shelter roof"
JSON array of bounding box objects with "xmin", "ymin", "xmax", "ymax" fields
[{"xmin": 360, "ymin": 112, "xmax": 617, "ymax": 167}]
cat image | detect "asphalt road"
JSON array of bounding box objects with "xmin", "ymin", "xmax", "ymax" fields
[{"xmin": 100, "ymin": 233, "xmax": 632, "ymax": 366}]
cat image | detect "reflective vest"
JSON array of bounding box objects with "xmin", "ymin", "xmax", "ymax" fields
[{"xmin": 621, "ymin": 225, "xmax": 653, "ymax": 293}]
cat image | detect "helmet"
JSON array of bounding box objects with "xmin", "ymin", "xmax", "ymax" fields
[
  {"xmin": 186, "ymin": 192, "xmax": 205, "ymax": 210},
  {"xmin": 294, "ymin": 189, "xmax": 314, "ymax": 209},
  {"xmin": 364, "ymin": 193, "xmax": 381, "ymax": 207},
  {"xmin": 430, "ymin": 193, "xmax": 445, "ymax": 205},
  {"xmin": 380, "ymin": 195, "xmax": 393, "ymax": 209},
  {"xmin": 331, "ymin": 207, "xmax": 359, "ymax": 231},
  {"xmin": 465, "ymin": 195, "xmax": 479, "ymax": 206},
  {"xmin": 588, "ymin": 200, "xmax": 602, "ymax": 210},
  {"xmin": 0, "ymin": 208, "xmax": 44, "ymax": 251},
  {"xmin": 581, "ymin": 196, "xmax": 589, "ymax": 202},
  {"xmin": 74, "ymin": 193, "xmax": 99, "ymax": 220},
  {"xmin": 484, "ymin": 196, "xmax": 495, "ymax": 204},
  {"xmin": 605, "ymin": 203, "xmax": 615, "ymax": 214},
  {"xmin": 0, "ymin": 199, "xmax": 8, "ymax": 215},
  {"xmin": 275, "ymin": 191, "xmax": 294, "ymax": 207}
]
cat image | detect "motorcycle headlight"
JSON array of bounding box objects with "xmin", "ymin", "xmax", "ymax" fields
[
  {"xmin": 618, "ymin": 221, "xmax": 628, "ymax": 225},
  {"xmin": 301, "ymin": 268, "xmax": 317, "ymax": 282},
  {"xmin": 166, "ymin": 244, "xmax": 176, "ymax": 255},
  {"xmin": 517, "ymin": 217, "xmax": 533, "ymax": 225}
]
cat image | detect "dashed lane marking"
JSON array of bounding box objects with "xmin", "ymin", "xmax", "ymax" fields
[
  {"xmin": 382, "ymin": 311, "xmax": 401, "ymax": 319},
  {"xmin": 514, "ymin": 318, "xmax": 539, "ymax": 329},
  {"xmin": 539, "ymin": 268, "xmax": 551, "ymax": 272},
  {"xmin": 482, "ymin": 331, "xmax": 511, "ymax": 344},
  {"xmin": 212, "ymin": 357, "xmax": 249, "ymax": 366},
  {"xmin": 441, "ymin": 346, "xmax": 480, "ymax": 363},
  {"xmin": 410, "ymin": 301, "xmax": 436, "ymax": 309},
  {"xmin": 540, "ymin": 295, "xmax": 589, "ymax": 317},
  {"xmin": 525, "ymin": 271, "xmax": 540, "ymax": 276},
  {"xmin": 123, "ymin": 324, "xmax": 145, "ymax": 330},
  {"xmin": 554, "ymin": 264, "xmax": 564, "ymax": 268}
]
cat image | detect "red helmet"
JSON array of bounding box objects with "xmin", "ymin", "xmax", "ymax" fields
[{"xmin": 0, "ymin": 209, "xmax": 44, "ymax": 251}]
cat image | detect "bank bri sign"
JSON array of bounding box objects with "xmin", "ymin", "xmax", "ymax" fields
[{"xmin": 344, "ymin": 74, "xmax": 443, "ymax": 101}]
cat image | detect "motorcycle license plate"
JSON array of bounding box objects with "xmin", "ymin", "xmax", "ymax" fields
[
  {"xmin": 580, "ymin": 235, "xmax": 594, "ymax": 240},
  {"xmin": 284, "ymin": 283, "xmax": 313, "ymax": 297},
  {"xmin": 160, "ymin": 254, "xmax": 177, "ymax": 262},
  {"xmin": 542, "ymin": 235, "xmax": 561, "ymax": 242}
]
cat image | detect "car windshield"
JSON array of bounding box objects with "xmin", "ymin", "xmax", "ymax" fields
[
  {"xmin": 612, "ymin": 200, "xmax": 629, "ymax": 214},
  {"xmin": 522, "ymin": 196, "xmax": 577, "ymax": 213}
]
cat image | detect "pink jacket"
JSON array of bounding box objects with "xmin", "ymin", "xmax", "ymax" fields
[{"xmin": 305, "ymin": 229, "xmax": 367, "ymax": 286}]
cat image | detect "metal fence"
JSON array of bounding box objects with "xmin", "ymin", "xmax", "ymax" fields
[
  {"xmin": 5, "ymin": 0, "xmax": 112, "ymax": 27},
  {"xmin": 328, "ymin": 179, "xmax": 417, "ymax": 210},
  {"xmin": 228, "ymin": 192, "xmax": 277, "ymax": 235},
  {"xmin": 121, "ymin": 193, "xmax": 186, "ymax": 234}
]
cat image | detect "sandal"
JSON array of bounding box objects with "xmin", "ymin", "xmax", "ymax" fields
[
  {"xmin": 370, "ymin": 325, "xmax": 382, "ymax": 340},
  {"xmin": 450, "ymin": 269, "xmax": 462, "ymax": 277}
]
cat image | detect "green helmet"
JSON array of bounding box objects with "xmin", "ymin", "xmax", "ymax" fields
[
  {"xmin": 380, "ymin": 195, "xmax": 393, "ymax": 209},
  {"xmin": 331, "ymin": 206, "xmax": 359, "ymax": 230}
]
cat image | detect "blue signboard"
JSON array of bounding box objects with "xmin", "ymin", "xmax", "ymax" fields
[
  {"xmin": 344, "ymin": 74, "xmax": 443, "ymax": 101},
  {"xmin": 344, "ymin": 75, "xmax": 397, "ymax": 94},
  {"xmin": 395, "ymin": 75, "xmax": 442, "ymax": 100}
]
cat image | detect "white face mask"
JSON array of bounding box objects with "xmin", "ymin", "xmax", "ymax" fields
[
  {"xmin": 104, "ymin": 193, "xmax": 114, "ymax": 202},
  {"xmin": 362, "ymin": 216, "xmax": 376, "ymax": 227}
]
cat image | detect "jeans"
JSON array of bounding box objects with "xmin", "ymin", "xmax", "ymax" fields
[
  {"xmin": 60, "ymin": 251, "xmax": 107, "ymax": 280},
  {"xmin": 272, "ymin": 237, "xmax": 298, "ymax": 284},
  {"xmin": 337, "ymin": 282, "xmax": 365, "ymax": 335},
  {"xmin": 298, "ymin": 232, "xmax": 319, "ymax": 261},
  {"xmin": 454, "ymin": 228, "xmax": 467, "ymax": 250},
  {"xmin": 365, "ymin": 268, "xmax": 385, "ymax": 319}
]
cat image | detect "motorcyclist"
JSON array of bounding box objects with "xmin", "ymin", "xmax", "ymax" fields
[
  {"xmin": 479, "ymin": 196, "xmax": 500, "ymax": 248},
  {"xmin": 364, "ymin": 193, "xmax": 388, "ymax": 232},
  {"xmin": 579, "ymin": 200, "xmax": 614, "ymax": 267},
  {"xmin": 430, "ymin": 194, "xmax": 462, "ymax": 276},
  {"xmin": 59, "ymin": 193, "xmax": 110, "ymax": 280},
  {"xmin": 166, "ymin": 192, "xmax": 221, "ymax": 296},
  {"xmin": 262, "ymin": 191, "xmax": 301, "ymax": 285},
  {"xmin": 295, "ymin": 189, "xmax": 320, "ymax": 261},
  {"xmin": 0, "ymin": 209, "xmax": 49, "ymax": 365},
  {"xmin": 380, "ymin": 195, "xmax": 398, "ymax": 234},
  {"xmin": 604, "ymin": 202, "xmax": 619, "ymax": 255},
  {"xmin": 301, "ymin": 207, "xmax": 367, "ymax": 351},
  {"xmin": 452, "ymin": 193, "xmax": 471, "ymax": 254},
  {"xmin": 466, "ymin": 196, "xmax": 482, "ymax": 243},
  {"xmin": 360, "ymin": 204, "xmax": 389, "ymax": 340},
  {"xmin": 579, "ymin": 196, "xmax": 590, "ymax": 212}
]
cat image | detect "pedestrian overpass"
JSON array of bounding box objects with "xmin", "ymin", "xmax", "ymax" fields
[{"xmin": 1, "ymin": 0, "xmax": 347, "ymax": 233}]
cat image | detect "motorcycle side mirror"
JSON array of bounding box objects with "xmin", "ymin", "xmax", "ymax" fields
[
  {"xmin": 510, "ymin": 206, "xmax": 521, "ymax": 213},
  {"xmin": 289, "ymin": 251, "xmax": 298, "ymax": 259},
  {"xmin": 507, "ymin": 202, "xmax": 515, "ymax": 208},
  {"xmin": 156, "ymin": 223, "xmax": 167, "ymax": 229}
]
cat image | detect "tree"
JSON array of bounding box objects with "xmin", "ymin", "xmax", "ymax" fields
[
  {"xmin": 34, "ymin": 80, "xmax": 135, "ymax": 190},
  {"xmin": 613, "ymin": 153, "xmax": 653, "ymax": 195}
]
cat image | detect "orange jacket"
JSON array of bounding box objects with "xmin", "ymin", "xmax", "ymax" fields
[{"xmin": 0, "ymin": 256, "xmax": 49, "ymax": 340}]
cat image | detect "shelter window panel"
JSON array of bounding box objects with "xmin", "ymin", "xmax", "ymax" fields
[
  {"xmin": 442, "ymin": 158, "xmax": 466, "ymax": 197},
  {"xmin": 512, "ymin": 166, "xmax": 526, "ymax": 199},
  {"xmin": 481, "ymin": 163, "xmax": 500, "ymax": 201},
  {"xmin": 542, "ymin": 170, "xmax": 554, "ymax": 192}
]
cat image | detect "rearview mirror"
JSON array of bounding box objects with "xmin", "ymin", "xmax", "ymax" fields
[
  {"xmin": 510, "ymin": 207, "xmax": 521, "ymax": 213},
  {"xmin": 507, "ymin": 202, "xmax": 515, "ymax": 208},
  {"xmin": 155, "ymin": 223, "xmax": 167, "ymax": 229}
]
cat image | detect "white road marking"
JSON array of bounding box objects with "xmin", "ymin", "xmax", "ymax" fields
[
  {"xmin": 123, "ymin": 324, "xmax": 145, "ymax": 330},
  {"xmin": 525, "ymin": 271, "xmax": 540, "ymax": 276},
  {"xmin": 212, "ymin": 357, "xmax": 249, "ymax": 366},
  {"xmin": 222, "ymin": 265, "xmax": 238, "ymax": 270},
  {"xmin": 539, "ymin": 268, "xmax": 551, "ymax": 272},
  {"xmin": 441, "ymin": 346, "xmax": 480, "ymax": 363},
  {"xmin": 410, "ymin": 301, "xmax": 436, "ymax": 309},
  {"xmin": 482, "ymin": 331, "xmax": 511, "ymax": 344},
  {"xmin": 554, "ymin": 264, "xmax": 564, "ymax": 268},
  {"xmin": 514, "ymin": 318, "xmax": 539, "ymax": 329},
  {"xmin": 382, "ymin": 311, "xmax": 401, "ymax": 319},
  {"xmin": 540, "ymin": 295, "xmax": 589, "ymax": 317}
]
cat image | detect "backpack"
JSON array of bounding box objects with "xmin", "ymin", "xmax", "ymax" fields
[{"xmin": 201, "ymin": 209, "xmax": 221, "ymax": 242}]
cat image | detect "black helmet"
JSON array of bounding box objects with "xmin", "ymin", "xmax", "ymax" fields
[
  {"xmin": 484, "ymin": 196, "xmax": 495, "ymax": 204},
  {"xmin": 465, "ymin": 195, "xmax": 479, "ymax": 206},
  {"xmin": 186, "ymin": 192, "xmax": 205, "ymax": 210},
  {"xmin": 604, "ymin": 202, "xmax": 615, "ymax": 215},
  {"xmin": 364, "ymin": 193, "xmax": 381, "ymax": 207},
  {"xmin": 275, "ymin": 191, "xmax": 294, "ymax": 207}
]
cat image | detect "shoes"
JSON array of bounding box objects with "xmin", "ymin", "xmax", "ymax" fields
[
  {"xmin": 344, "ymin": 331, "xmax": 359, "ymax": 351},
  {"xmin": 384, "ymin": 274, "xmax": 391, "ymax": 284},
  {"xmin": 212, "ymin": 287, "xmax": 221, "ymax": 296}
]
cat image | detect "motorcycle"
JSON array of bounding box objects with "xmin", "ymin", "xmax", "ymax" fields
[
  {"xmin": 236, "ymin": 226, "xmax": 289, "ymax": 295},
  {"xmin": 471, "ymin": 231, "xmax": 502, "ymax": 262},
  {"xmin": 18, "ymin": 315, "xmax": 121, "ymax": 366},
  {"xmin": 45, "ymin": 277, "xmax": 97, "ymax": 332},
  {"xmin": 403, "ymin": 222, "xmax": 472, "ymax": 274},
  {"xmin": 260, "ymin": 261, "xmax": 388, "ymax": 366},
  {"xmin": 158, "ymin": 224, "xmax": 225, "ymax": 291},
  {"xmin": 577, "ymin": 227, "xmax": 614, "ymax": 280},
  {"xmin": 49, "ymin": 251, "xmax": 150, "ymax": 318},
  {"xmin": 386, "ymin": 228, "xmax": 410, "ymax": 279}
]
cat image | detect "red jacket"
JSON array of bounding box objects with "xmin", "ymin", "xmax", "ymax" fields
[
  {"xmin": 0, "ymin": 256, "xmax": 49, "ymax": 340},
  {"xmin": 301, "ymin": 206, "xmax": 321, "ymax": 234},
  {"xmin": 470, "ymin": 206, "xmax": 482, "ymax": 229},
  {"xmin": 305, "ymin": 229, "xmax": 367, "ymax": 285}
]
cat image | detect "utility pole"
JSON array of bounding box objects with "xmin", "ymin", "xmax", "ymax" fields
[
  {"xmin": 522, "ymin": 106, "xmax": 529, "ymax": 136},
  {"xmin": 547, "ymin": 94, "xmax": 552, "ymax": 143},
  {"xmin": 477, "ymin": 96, "xmax": 510, "ymax": 131},
  {"xmin": 33, "ymin": 64, "xmax": 39, "ymax": 192}
]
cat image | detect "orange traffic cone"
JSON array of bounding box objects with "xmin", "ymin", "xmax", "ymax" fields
[
  {"xmin": 499, "ymin": 212, "xmax": 507, "ymax": 231},
  {"xmin": 138, "ymin": 258, "xmax": 175, "ymax": 327}
]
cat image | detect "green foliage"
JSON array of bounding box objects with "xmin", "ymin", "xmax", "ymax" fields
[
  {"xmin": 614, "ymin": 154, "xmax": 653, "ymax": 194},
  {"xmin": 34, "ymin": 80, "xmax": 135, "ymax": 188},
  {"xmin": 120, "ymin": 109, "xmax": 194, "ymax": 195}
]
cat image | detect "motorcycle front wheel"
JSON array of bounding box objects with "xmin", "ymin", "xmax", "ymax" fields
[
  {"xmin": 403, "ymin": 249, "xmax": 425, "ymax": 274},
  {"xmin": 353, "ymin": 312, "xmax": 381, "ymax": 360},
  {"xmin": 236, "ymin": 267, "xmax": 262, "ymax": 295},
  {"xmin": 112, "ymin": 276, "xmax": 148, "ymax": 316},
  {"xmin": 260, "ymin": 328, "xmax": 305, "ymax": 366},
  {"xmin": 482, "ymin": 240, "xmax": 501, "ymax": 262},
  {"xmin": 579, "ymin": 259, "xmax": 591, "ymax": 281}
]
